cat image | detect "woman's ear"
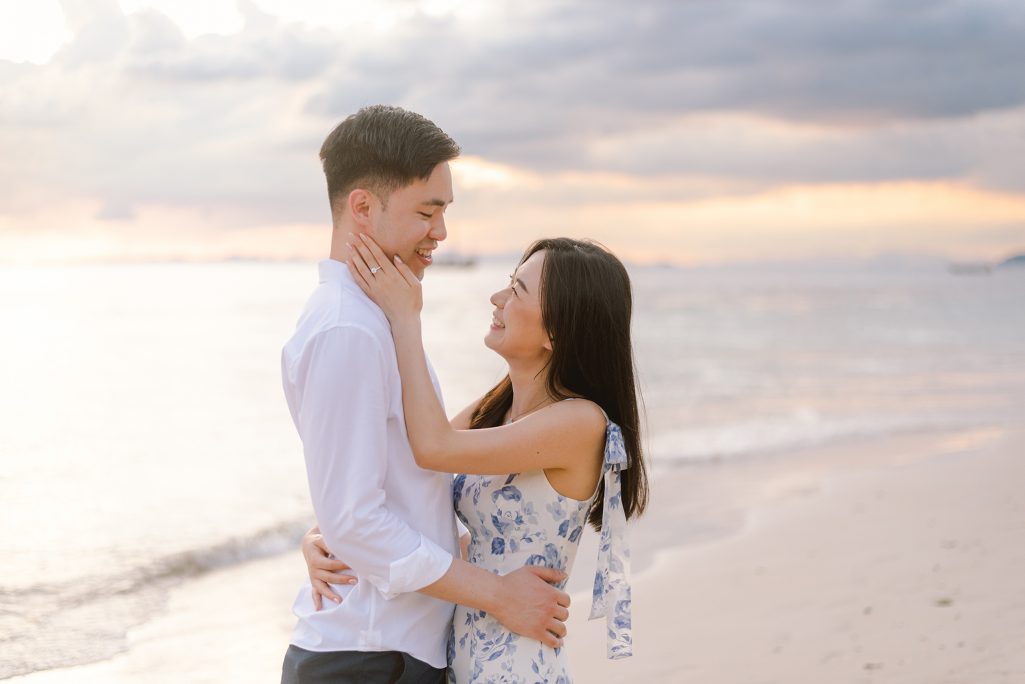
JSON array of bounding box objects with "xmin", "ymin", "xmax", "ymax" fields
[{"xmin": 543, "ymin": 335, "xmax": 553, "ymax": 352}]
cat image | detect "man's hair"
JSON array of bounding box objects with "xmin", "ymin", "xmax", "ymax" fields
[{"xmin": 319, "ymin": 105, "xmax": 460, "ymax": 211}]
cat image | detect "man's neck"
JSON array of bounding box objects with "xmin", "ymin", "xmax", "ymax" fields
[{"xmin": 328, "ymin": 222, "xmax": 357, "ymax": 263}]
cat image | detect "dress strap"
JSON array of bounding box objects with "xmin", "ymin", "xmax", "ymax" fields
[{"xmin": 588, "ymin": 418, "xmax": 633, "ymax": 659}]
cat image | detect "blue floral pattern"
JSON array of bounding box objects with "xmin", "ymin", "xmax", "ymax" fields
[
  {"xmin": 587, "ymin": 422, "xmax": 633, "ymax": 660},
  {"xmin": 448, "ymin": 416, "xmax": 634, "ymax": 682}
]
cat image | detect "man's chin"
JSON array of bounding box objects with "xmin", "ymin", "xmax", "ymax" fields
[{"xmin": 405, "ymin": 259, "xmax": 426, "ymax": 280}]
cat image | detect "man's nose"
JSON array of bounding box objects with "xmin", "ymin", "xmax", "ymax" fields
[{"xmin": 429, "ymin": 214, "xmax": 447, "ymax": 242}]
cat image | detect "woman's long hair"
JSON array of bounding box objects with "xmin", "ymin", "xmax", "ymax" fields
[{"xmin": 469, "ymin": 238, "xmax": 649, "ymax": 530}]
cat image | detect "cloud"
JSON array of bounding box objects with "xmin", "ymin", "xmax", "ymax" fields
[
  {"xmin": 56, "ymin": 0, "xmax": 131, "ymax": 65},
  {"xmin": 291, "ymin": 0, "xmax": 1025, "ymax": 185},
  {"xmin": 0, "ymin": 2, "xmax": 337, "ymax": 224},
  {"xmin": 420, "ymin": 0, "xmax": 1025, "ymax": 169},
  {"xmin": 579, "ymin": 106, "xmax": 1025, "ymax": 193},
  {"xmin": 0, "ymin": 0, "xmax": 1023, "ymax": 265},
  {"xmin": 123, "ymin": 6, "xmax": 337, "ymax": 82}
]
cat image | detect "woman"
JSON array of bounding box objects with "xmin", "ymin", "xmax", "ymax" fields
[{"xmin": 306, "ymin": 235, "xmax": 648, "ymax": 681}]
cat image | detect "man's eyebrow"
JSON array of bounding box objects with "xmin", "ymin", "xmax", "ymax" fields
[{"xmin": 419, "ymin": 198, "xmax": 453, "ymax": 207}]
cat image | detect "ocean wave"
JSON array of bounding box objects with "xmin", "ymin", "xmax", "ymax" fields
[
  {"xmin": 648, "ymin": 410, "xmax": 984, "ymax": 464},
  {"xmin": 0, "ymin": 517, "xmax": 312, "ymax": 679}
]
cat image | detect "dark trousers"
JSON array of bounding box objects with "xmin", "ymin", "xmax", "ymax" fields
[{"xmin": 281, "ymin": 645, "xmax": 446, "ymax": 684}]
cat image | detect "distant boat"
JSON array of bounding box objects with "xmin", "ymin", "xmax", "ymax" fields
[{"xmin": 432, "ymin": 251, "xmax": 477, "ymax": 268}]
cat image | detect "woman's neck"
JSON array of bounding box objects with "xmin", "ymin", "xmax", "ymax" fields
[{"xmin": 506, "ymin": 361, "xmax": 554, "ymax": 422}]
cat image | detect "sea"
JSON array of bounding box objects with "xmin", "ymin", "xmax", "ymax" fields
[{"xmin": 1, "ymin": 258, "xmax": 1023, "ymax": 678}]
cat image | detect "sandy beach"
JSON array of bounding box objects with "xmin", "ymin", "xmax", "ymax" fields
[
  {"xmin": 567, "ymin": 426, "xmax": 1025, "ymax": 683},
  {"xmin": 10, "ymin": 425, "xmax": 1024, "ymax": 683}
]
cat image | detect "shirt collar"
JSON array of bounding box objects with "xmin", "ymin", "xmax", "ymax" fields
[{"xmin": 318, "ymin": 258, "xmax": 363, "ymax": 294}]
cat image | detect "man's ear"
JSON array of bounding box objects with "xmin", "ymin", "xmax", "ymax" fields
[{"xmin": 347, "ymin": 189, "xmax": 375, "ymax": 228}]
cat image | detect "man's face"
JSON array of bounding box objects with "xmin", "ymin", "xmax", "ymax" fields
[{"xmin": 367, "ymin": 162, "xmax": 453, "ymax": 281}]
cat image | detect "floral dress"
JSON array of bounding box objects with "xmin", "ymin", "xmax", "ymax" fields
[{"xmin": 448, "ymin": 414, "xmax": 633, "ymax": 683}]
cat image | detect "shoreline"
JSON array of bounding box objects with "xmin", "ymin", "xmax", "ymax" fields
[{"xmin": 9, "ymin": 425, "xmax": 1022, "ymax": 682}]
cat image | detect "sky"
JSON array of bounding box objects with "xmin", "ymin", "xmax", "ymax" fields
[{"xmin": 1, "ymin": 0, "xmax": 1024, "ymax": 265}]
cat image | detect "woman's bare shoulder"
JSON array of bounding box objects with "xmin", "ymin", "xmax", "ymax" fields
[{"xmin": 549, "ymin": 396, "xmax": 608, "ymax": 435}]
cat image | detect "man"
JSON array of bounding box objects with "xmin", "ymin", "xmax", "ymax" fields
[{"xmin": 280, "ymin": 105, "xmax": 570, "ymax": 683}]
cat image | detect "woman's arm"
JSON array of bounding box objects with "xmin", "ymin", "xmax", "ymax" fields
[
  {"xmin": 301, "ymin": 527, "xmax": 569, "ymax": 647},
  {"xmin": 347, "ymin": 235, "xmax": 606, "ymax": 476},
  {"xmin": 449, "ymin": 398, "xmax": 481, "ymax": 431}
]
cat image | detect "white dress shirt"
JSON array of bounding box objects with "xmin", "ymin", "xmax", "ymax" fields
[{"xmin": 281, "ymin": 259, "xmax": 457, "ymax": 668}]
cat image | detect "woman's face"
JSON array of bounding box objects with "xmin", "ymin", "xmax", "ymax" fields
[{"xmin": 484, "ymin": 250, "xmax": 551, "ymax": 362}]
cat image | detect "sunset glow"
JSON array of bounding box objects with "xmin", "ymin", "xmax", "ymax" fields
[{"xmin": 1, "ymin": 1, "xmax": 1023, "ymax": 266}]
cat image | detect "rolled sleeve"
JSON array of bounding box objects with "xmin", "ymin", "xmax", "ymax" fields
[
  {"xmin": 296, "ymin": 325, "xmax": 453, "ymax": 596},
  {"xmin": 381, "ymin": 534, "xmax": 454, "ymax": 599}
]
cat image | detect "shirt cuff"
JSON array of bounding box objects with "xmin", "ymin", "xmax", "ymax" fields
[{"xmin": 381, "ymin": 534, "xmax": 454, "ymax": 599}]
